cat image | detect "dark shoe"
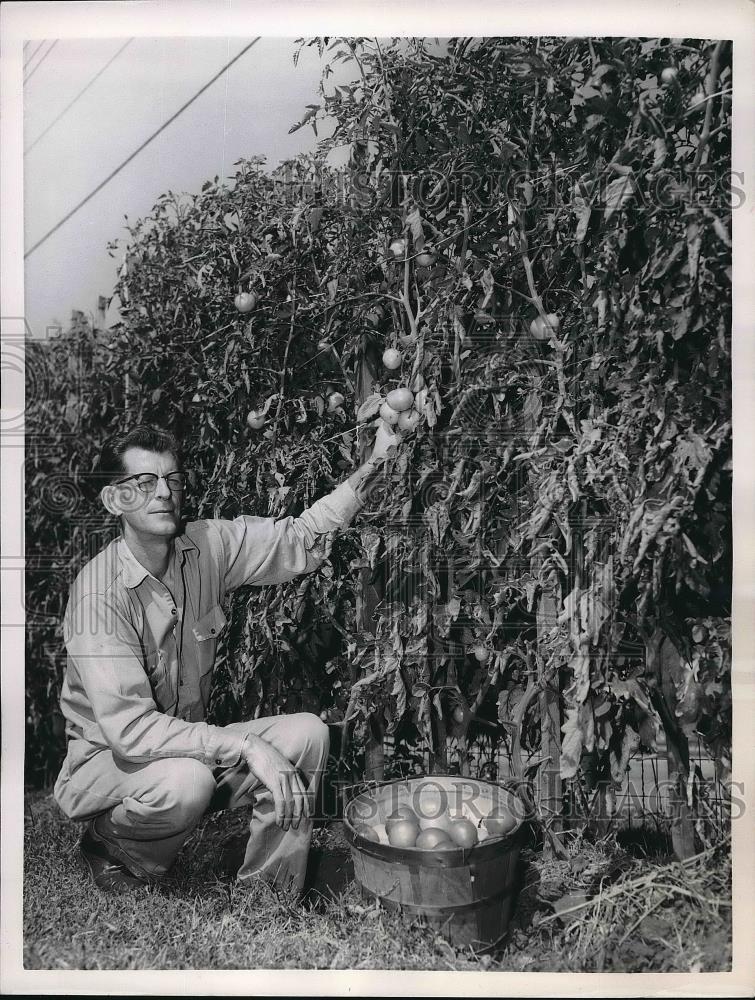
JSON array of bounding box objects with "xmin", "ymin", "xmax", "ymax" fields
[{"xmin": 80, "ymin": 824, "xmax": 152, "ymax": 894}]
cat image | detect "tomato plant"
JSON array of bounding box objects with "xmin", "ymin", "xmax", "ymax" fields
[{"xmin": 25, "ymin": 37, "xmax": 731, "ymax": 853}]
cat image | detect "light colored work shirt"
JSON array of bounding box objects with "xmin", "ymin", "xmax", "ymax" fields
[{"xmin": 54, "ymin": 481, "xmax": 362, "ymax": 816}]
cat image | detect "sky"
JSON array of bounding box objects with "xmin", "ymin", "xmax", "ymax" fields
[{"xmin": 23, "ymin": 36, "xmax": 348, "ymax": 337}]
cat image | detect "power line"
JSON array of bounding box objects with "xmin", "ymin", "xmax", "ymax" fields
[
  {"xmin": 25, "ymin": 38, "xmax": 134, "ymax": 155},
  {"xmin": 25, "ymin": 37, "xmax": 260, "ymax": 260},
  {"xmin": 23, "ymin": 40, "xmax": 44, "ymax": 71},
  {"xmin": 24, "ymin": 40, "xmax": 58, "ymax": 85}
]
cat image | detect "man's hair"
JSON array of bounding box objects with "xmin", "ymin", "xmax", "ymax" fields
[{"xmin": 94, "ymin": 425, "xmax": 182, "ymax": 488}]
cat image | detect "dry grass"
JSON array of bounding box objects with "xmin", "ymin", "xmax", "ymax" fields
[
  {"xmin": 23, "ymin": 790, "xmax": 731, "ymax": 972},
  {"xmin": 500, "ymin": 828, "xmax": 732, "ymax": 973}
]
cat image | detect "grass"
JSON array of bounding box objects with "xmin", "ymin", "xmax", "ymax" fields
[{"xmin": 23, "ymin": 790, "xmax": 732, "ymax": 972}]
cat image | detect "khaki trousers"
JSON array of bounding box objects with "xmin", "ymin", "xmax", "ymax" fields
[{"xmin": 65, "ymin": 713, "xmax": 329, "ymax": 893}]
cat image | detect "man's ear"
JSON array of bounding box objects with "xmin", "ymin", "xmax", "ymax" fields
[{"xmin": 100, "ymin": 484, "xmax": 120, "ymax": 516}]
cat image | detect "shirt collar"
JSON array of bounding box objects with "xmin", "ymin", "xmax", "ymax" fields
[{"xmin": 118, "ymin": 531, "xmax": 197, "ymax": 589}]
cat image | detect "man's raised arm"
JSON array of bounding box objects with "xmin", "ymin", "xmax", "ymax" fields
[{"xmin": 214, "ymin": 423, "xmax": 397, "ymax": 593}]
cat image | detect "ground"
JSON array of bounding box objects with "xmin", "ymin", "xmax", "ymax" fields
[{"xmin": 22, "ymin": 790, "xmax": 731, "ymax": 972}]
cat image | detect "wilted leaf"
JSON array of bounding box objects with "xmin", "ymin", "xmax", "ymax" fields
[
  {"xmin": 356, "ymin": 393, "xmax": 383, "ymax": 421},
  {"xmin": 604, "ymin": 175, "xmax": 636, "ymax": 219},
  {"xmin": 560, "ymin": 706, "xmax": 584, "ymax": 779}
]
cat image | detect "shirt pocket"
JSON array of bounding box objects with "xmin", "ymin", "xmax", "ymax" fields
[{"xmin": 192, "ymin": 604, "xmax": 228, "ymax": 682}]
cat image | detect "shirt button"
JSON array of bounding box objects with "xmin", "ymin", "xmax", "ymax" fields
[
  {"xmin": 171, "ymin": 608, "xmax": 177, "ymax": 615},
  {"xmin": 210, "ymin": 628, "xmax": 216, "ymax": 635}
]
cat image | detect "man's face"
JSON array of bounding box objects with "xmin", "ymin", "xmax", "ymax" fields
[{"xmin": 104, "ymin": 447, "xmax": 183, "ymax": 540}]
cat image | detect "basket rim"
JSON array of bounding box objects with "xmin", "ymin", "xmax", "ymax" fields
[{"xmin": 342, "ymin": 773, "xmax": 527, "ymax": 866}]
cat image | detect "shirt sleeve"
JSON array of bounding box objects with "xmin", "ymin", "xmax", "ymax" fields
[
  {"xmin": 214, "ymin": 480, "xmax": 364, "ymax": 593},
  {"xmin": 64, "ymin": 592, "xmax": 247, "ymax": 767}
]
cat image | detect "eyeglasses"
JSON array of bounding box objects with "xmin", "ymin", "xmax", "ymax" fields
[{"xmin": 114, "ymin": 472, "xmax": 187, "ymax": 495}]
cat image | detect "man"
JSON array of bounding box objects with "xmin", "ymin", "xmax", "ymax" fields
[{"xmin": 54, "ymin": 419, "xmax": 398, "ymax": 894}]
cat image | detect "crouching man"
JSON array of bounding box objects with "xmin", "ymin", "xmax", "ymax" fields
[{"xmin": 54, "ymin": 422, "xmax": 396, "ymax": 894}]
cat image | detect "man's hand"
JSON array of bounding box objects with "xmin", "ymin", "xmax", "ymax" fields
[
  {"xmin": 240, "ymin": 734, "xmax": 312, "ymax": 830},
  {"xmin": 370, "ymin": 418, "xmax": 401, "ymax": 465}
]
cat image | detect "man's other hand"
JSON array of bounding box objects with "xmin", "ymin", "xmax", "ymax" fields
[{"xmin": 240, "ymin": 735, "xmax": 312, "ymax": 830}]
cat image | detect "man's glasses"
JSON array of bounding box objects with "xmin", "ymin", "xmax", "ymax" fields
[{"xmin": 114, "ymin": 472, "xmax": 187, "ymax": 495}]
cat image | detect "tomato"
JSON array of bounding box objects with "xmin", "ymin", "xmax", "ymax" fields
[
  {"xmin": 660, "ymin": 67, "xmax": 678, "ymax": 85},
  {"xmin": 386, "ymin": 806, "xmax": 418, "ymax": 835},
  {"xmin": 484, "ymin": 808, "xmax": 518, "ymax": 837},
  {"xmin": 397, "ymin": 409, "xmax": 421, "ymax": 433},
  {"xmin": 246, "ymin": 410, "xmax": 266, "ymax": 430},
  {"xmin": 382, "ymin": 348, "xmax": 403, "ymax": 370},
  {"xmin": 372, "ymin": 823, "xmax": 389, "ymax": 844},
  {"xmin": 449, "ymin": 819, "xmax": 479, "ymax": 848},
  {"xmin": 379, "ymin": 401, "xmax": 401, "ymax": 426},
  {"xmin": 530, "ymin": 313, "xmax": 560, "ymax": 340},
  {"xmin": 385, "ymin": 387, "xmax": 414, "ymax": 412},
  {"xmin": 354, "ymin": 823, "xmax": 379, "ymax": 843},
  {"xmin": 235, "ymin": 291, "xmax": 258, "ymax": 313},
  {"xmin": 415, "ymin": 251, "xmax": 436, "ymax": 267},
  {"xmin": 387, "ymin": 819, "xmax": 420, "ymax": 847},
  {"xmin": 327, "ymin": 392, "xmax": 345, "ymax": 412},
  {"xmin": 415, "ymin": 827, "xmax": 453, "ymax": 850},
  {"xmin": 389, "ymin": 239, "xmax": 406, "ymax": 258},
  {"xmin": 473, "ymin": 645, "xmax": 491, "ymax": 663},
  {"xmin": 452, "ymin": 705, "xmax": 465, "ymax": 724}
]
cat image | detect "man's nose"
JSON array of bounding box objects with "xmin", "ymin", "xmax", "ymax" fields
[{"xmin": 154, "ymin": 476, "xmax": 172, "ymax": 500}]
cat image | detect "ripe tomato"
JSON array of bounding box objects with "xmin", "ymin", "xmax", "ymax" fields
[
  {"xmin": 382, "ymin": 348, "xmax": 403, "ymax": 370},
  {"xmin": 385, "ymin": 387, "xmax": 414, "ymax": 412},
  {"xmin": 397, "ymin": 409, "xmax": 421, "ymax": 433},
  {"xmin": 372, "ymin": 823, "xmax": 389, "ymax": 844},
  {"xmin": 386, "ymin": 806, "xmax": 418, "ymax": 835},
  {"xmin": 449, "ymin": 819, "xmax": 479, "ymax": 849},
  {"xmin": 660, "ymin": 66, "xmax": 678, "ymax": 85},
  {"xmin": 415, "ymin": 827, "xmax": 453, "ymax": 850},
  {"xmin": 235, "ymin": 292, "xmax": 258, "ymax": 313},
  {"xmin": 379, "ymin": 401, "xmax": 401, "ymax": 426},
  {"xmin": 246, "ymin": 410, "xmax": 266, "ymax": 430},
  {"xmin": 415, "ymin": 251, "xmax": 436, "ymax": 267},
  {"xmin": 484, "ymin": 808, "xmax": 518, "ymax": 837},
  {"xmin": 473, "ymin": 645, "xmax": 491, "ymax": 663},
  {"xmin": 387, "ymin": 819, "xmax": 420, "ymax": 848}
]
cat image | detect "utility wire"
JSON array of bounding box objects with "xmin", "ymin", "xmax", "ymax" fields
[
  {"xmin": 23, "ymin": 40, "xmax": 44, "ymax": 71},
  {"xmin": 25, "ymin": 37, "xmax": 260, "ymax": 260},
  {"xmin": 24, "ymin": 40, "xmax": 58, "ymax": 85},
  {"xmin": 25, "ymin": 38, "xmax": 134, "ymax": 155}
]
